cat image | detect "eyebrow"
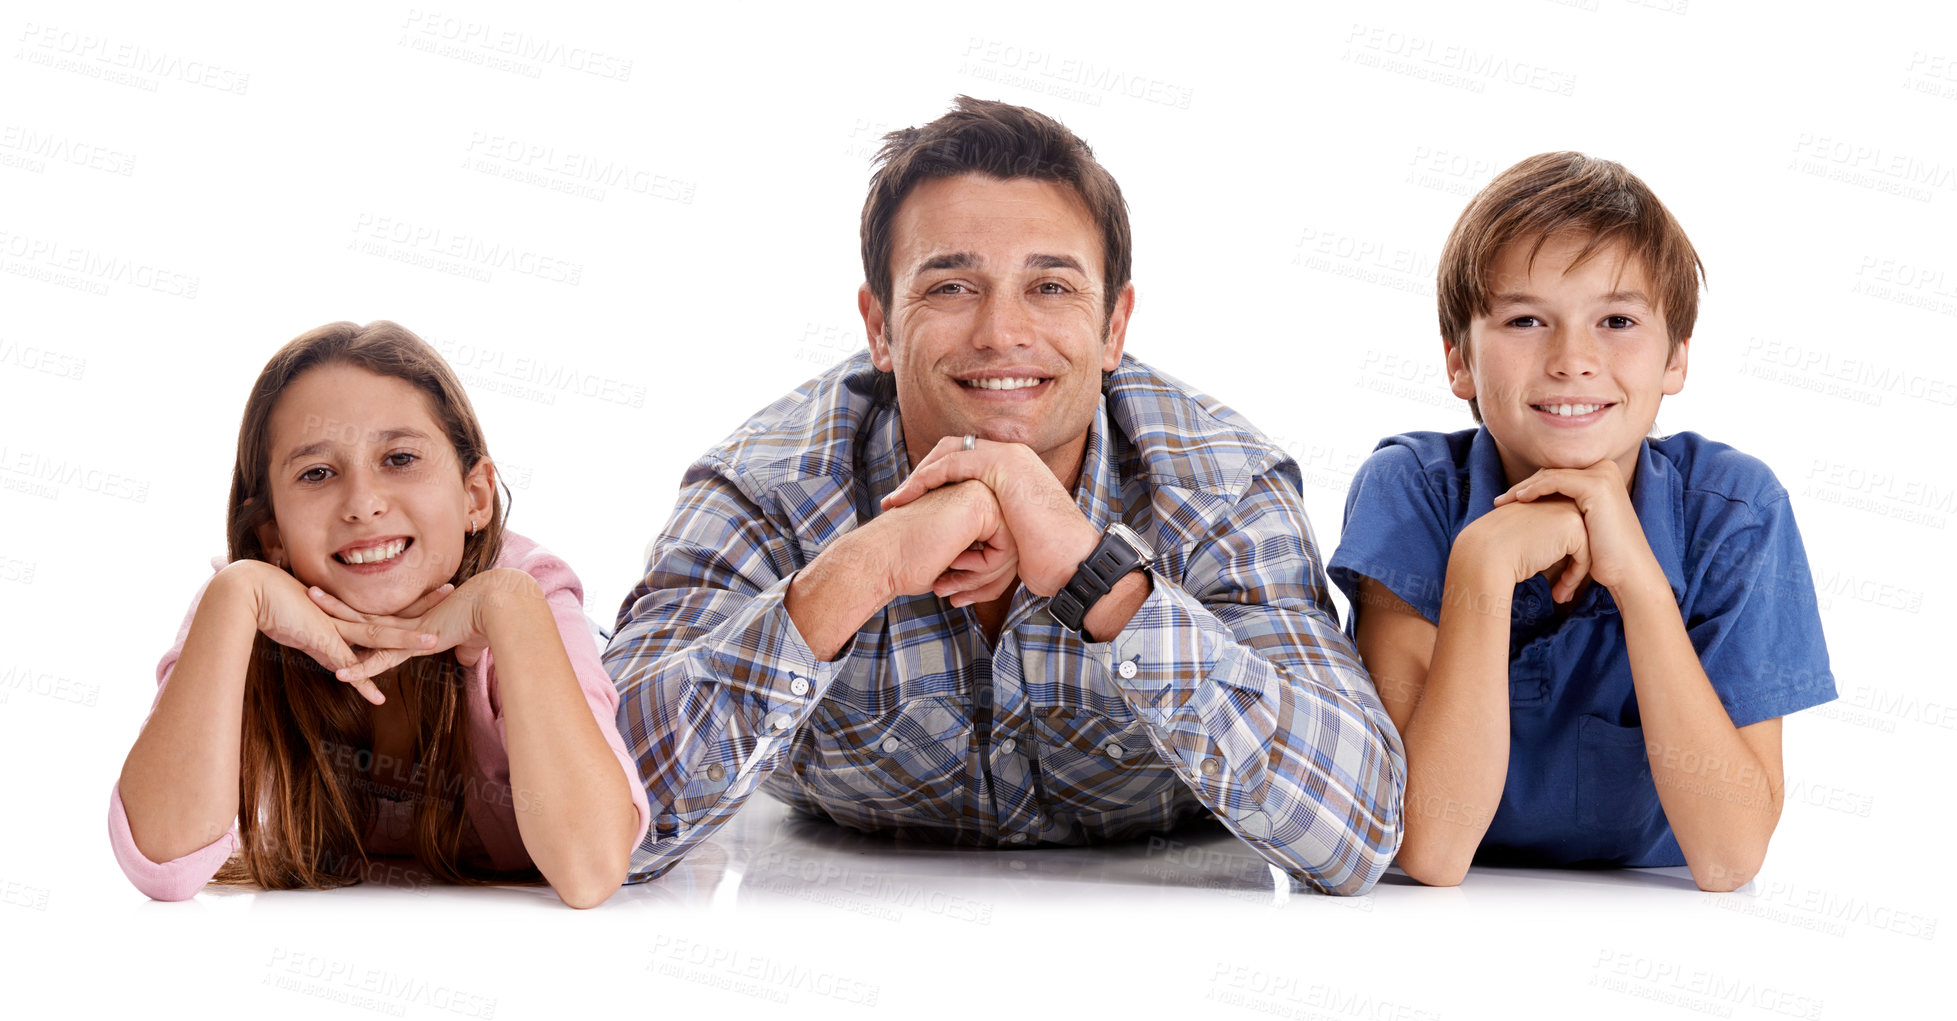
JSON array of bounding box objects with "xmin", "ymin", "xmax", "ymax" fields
[
  {"xmin": 1488, "ymin": 290, "xmax": 1653, "ymax": 307},
  {"xmin": 912, "ymin": 252, "xmax": 1088, "ymax": 275},
  {"xmin": 280, "ymin": 427, "xmax": 433, "ymax": 468}
]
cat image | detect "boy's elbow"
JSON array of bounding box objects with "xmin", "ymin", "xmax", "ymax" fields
[
  {"xmin": 1395, "ymin": 850, "xmax": 1469, "ymax": 888},
  {"xmin": 1393, "ymin": 831, "xmax": 1472, "ymax": 887},
  {"xmin": 1690, "ymin": 850, "xmax": 1767, "ymax": 893}
]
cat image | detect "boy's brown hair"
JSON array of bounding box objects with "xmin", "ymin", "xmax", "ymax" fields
[{"xmin": 1438, "ymin": 152, "xmax": 1704, "ymax": 421}]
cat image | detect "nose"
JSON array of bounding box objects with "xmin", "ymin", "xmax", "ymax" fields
[
  {"xmin": 340, "ymin": 467, "xmax": 389, "ymax": 521},
  {"xmin": 1544, "ymin": 323, "xmax": 1601, "ymax": 379},
  {"xmin": 969, "ymin": 290, "xmax": 1036, "ymax": 352}
]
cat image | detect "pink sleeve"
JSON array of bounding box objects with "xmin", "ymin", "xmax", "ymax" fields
[
  {"xmin": 108, "ymin": 784, "xmax": 236, "ymax": 901},
  {"xmin": 496, "ymin": 538, "xmax": 653, "ymax": 845},
  {"xmin": 108, "ymin": 565, "xmax": 238, "ymax": 900}
]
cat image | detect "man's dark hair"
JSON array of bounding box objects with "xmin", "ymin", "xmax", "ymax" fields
[{"xmin": 861, "ymin": 96, "xmax": 1132, "ymax": 322}]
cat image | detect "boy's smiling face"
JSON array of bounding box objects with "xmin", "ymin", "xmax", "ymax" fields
[{"xmin": 1448, "ymin": 233, "xmax": 1689, "ymax": 488}]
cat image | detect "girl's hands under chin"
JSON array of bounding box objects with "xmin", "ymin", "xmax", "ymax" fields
[
  {"xmin": 239, "ymin": 560, "xmax": 440, "ymax": 705},
  {"xmin": 308, "ymin": 570, "xmax": 530, "ymax": 684}
]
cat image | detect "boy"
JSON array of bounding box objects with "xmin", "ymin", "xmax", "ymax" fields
[{"xmin": 1329, "ymin": 152, "xmax": 1835, "ymax": 891}]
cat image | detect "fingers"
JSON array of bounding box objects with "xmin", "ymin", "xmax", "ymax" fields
[
  {"xmin": 309, "ymin": 583, "xmax": 451, "ymax": 629},
  {"xmin": 336, "ymin": 647, "xmax": 416, "ymax": 687},
  {"xmin": 933, "ymin": 569, "xmax": 1015, "ymax": 608},
  {"xmin": 397, "ymin": 583, "xmax": 455, "ymax": 619},
  {"xmin": 1558, "ymin": 536, "xmax": 1594, "ymax": 604},
  {"xmin": 883, "ymin": 442, "xmax": 983, "ymax": 510},
  {"xmin": 343, "ymin": 673, "xmax": 387, "ymax": 706},
  {"xmin": 333, "ymin": 618, "xmax": 439, "ymax": 652}
]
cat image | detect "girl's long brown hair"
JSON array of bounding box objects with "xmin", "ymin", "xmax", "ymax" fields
[{"xmin": 213, "ymin": 320, "xmax": 520, "ymax": 889}]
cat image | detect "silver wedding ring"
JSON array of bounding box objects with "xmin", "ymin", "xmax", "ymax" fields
[{"xmin": 961, "ymin": 434, "xmax": 976, "ymax": 451}]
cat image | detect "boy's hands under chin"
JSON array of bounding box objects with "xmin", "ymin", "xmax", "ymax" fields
[{"xmin": 1492, "ymin": 459, "xmax": 1665, "ymax": 597}]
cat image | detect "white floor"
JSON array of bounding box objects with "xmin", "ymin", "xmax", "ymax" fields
[{"xmin": 24, "ymin": 790, "xmax": 1933, "ymax": 1019}]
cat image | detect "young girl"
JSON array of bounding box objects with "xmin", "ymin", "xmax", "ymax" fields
[{"xmin": 110, "ymin": 321, "xmax": 649, "ymax": 908}]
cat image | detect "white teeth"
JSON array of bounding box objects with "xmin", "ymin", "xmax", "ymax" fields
[
  {"xmin": 1541, "ymin": 403, "xmax": 1604, "ymax": 417},
  {"xmin": 962, "ymin": 377, "xmax": 1044, "ymax": 391},
  {"xmin": 341, "ymin": 539, "xmax": 407, "ymax": 564}
]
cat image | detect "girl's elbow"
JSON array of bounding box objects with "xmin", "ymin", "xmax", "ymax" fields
[{"xmin": 550, "ymin": 864, "xmax": 627, "ymax": 909}]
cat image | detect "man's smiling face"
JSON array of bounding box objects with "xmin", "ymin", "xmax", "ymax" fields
[{"xmin": 865, "ymin": 173, "xmax": 1132, "ymax": 480}]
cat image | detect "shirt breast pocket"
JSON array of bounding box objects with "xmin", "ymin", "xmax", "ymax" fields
[
  {"xmin": 795, "ymin": 698, "xmax": 973, "ymax": 825},
  {"xmin": 1575, "ymin": 714, "xmax": 1663, "ymax": 833},
  {"xmin": 1030, "ymin": 710, "xmax": 1179, "ymax": 815}
]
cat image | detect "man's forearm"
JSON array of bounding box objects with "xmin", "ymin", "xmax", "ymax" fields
[
  {"xmin": 1616, "ymin": 573, "xmax": 1779, "ymax": 891},
  {"xmin": 784, "ymin": 528, "xmax": 895, "ymax": 661}
]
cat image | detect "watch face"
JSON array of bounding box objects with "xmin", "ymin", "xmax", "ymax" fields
[{"xmin": 1106, "ymin": 522, "xmax": 1154, "ymax": 565}]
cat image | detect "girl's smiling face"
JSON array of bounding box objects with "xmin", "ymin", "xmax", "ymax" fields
[{"xmin": 257, "ymin": 363, "xmax": 494, "ymax": 615}]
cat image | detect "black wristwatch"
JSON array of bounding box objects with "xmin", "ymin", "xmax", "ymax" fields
[{"xmin": 1049, "ymin": 522, "xmax": 1153, "ymax": 635}]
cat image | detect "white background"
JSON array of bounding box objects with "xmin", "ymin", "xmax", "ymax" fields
[{"xmin": 3, "ymin": 1, "xmax": 1953, "ymax": 1018}]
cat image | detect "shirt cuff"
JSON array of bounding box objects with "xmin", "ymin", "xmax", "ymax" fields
[
  {"xmin": 1090, "ymin": 574, "xmax": 1273, "ymax": 825},
  {"xmin": 107, "ymin": 784, "xmax": 235, "ymax": 901}
]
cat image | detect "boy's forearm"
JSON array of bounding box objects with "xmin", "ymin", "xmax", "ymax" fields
[
  {"xmin": 1615, "ymin": 573, "xmax": 1779, "ymax": 891},
  {"xmin": 1396, "ymin": 550, "xmax": 1515, "ymax": 885},
  {"xmin": 484, "ymin": 578, "xmax": 637, "ymax": 908},
  {"xmin": 119, "ymin": 568, "xmax": 257, "ymax": 862}
]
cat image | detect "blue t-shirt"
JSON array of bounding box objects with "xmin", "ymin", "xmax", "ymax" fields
[{"xmin": 1328, "ymin": 427, "xmax": 1836, "ymax": 867}]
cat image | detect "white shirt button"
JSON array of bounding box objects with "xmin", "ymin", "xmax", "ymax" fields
[
  {"xmin": 1104, "ymin": 743, "xmax": 1125, "ymax": 760},
  {"xmin": 1009, "ymin": 832, "xmax": 1028, "ymax": 844},
  {"xmin": 766, "ymin": 713, "xmax": 792, "ymax": 733},
  {"xmin": 788, "ymin": 675, "xmax": 811, "ymax": 697},
  {"xmin": 705, "ymin": 763, "xmax": 725, "ymax": 783},
  {"xmin": 1117, "ymin": 660, "xmax": 1138, "ymax": 679},
  {"xmin": 999, "ymin": 738, "xmax": 1017, "ymax": 756},
  {"xmin": 1199, "ymin": 757, "xmax": 1221, "ymax": 777},
  {"xmin": 881, "ymin": 738, "xmax": 901, "ymax": 755}
]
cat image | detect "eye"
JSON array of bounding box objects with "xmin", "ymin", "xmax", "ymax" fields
[
  {"xmin": 1602, "ymin": 315, "xmax": 1637, "ymax": 329},
  {"xmin": 385, "ymin": 451, "xmax": 420, "ymax": 469},
  {"xmin": 297, "ymin": 466, "xmax": 333, "ymax": 484},
  {"xmin": 1506, "ymin": 315, "xmax": 1543, "ymax": 328},
  {"xmin": 1035, "ymin": 281, "xmax": 1070, "ymax": 295},
  {"xmin": 931, "ymin": 281, "xmax": 972, "ymax": 295}
]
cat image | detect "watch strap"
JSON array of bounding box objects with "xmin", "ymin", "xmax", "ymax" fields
[{"xmin": 1050, "ymin": 527, "xmax": 1148, "ymax": 634}]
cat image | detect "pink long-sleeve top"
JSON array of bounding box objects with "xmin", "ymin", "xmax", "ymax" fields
[{"xmin": 109, "ymin": 531, "xmax": 652, "ymax": 900}]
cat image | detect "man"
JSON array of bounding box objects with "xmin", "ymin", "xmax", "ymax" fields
[{"xmin": 605, "ymin": 96, "xmax": 1404, "ymax": 895}]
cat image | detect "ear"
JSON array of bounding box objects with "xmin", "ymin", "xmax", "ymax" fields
[
  {"xmin": 463, "ymin": 457, "xmax": 496, "ymax": 531},
  {"xmin": 1100, "ymin": 283, "xmax": 1136, "ymax": 371},
  {"xmin": 254, "ymin": 515, "xmax": 285, "ymax": 568},
  {"xmin": 860, "ymin": 285, "xmax": 894, "ymax": 372},
  {"xmin": 1444, "ymin": 337, "xmax": 1477, "ymax": 401},
  {"xmin": 1663, "ymin": 335, "xmax": 1690, "ymax": 396}
]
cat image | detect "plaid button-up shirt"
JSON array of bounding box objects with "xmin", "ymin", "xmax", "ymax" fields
[{"xmin": 606, "ymin": 353, "xmax": 1404, "ymax": 894}]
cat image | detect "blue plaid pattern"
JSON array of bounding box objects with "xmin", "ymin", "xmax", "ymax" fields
[{"xmin": 605, "ymin": 353, "xmax": 1405, "ymax": 894}]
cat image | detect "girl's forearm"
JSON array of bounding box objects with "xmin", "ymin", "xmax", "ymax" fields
[
  {"xmin": 477, "ymin": 572, "xmax": 637, "ymax": 908},
  {"xmin": 118, "ymin": 565, "xmax": 260, "ymax": 862}
]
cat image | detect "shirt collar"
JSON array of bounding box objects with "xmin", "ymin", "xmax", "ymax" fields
[{"xmin": 1460, "ymin": 426, "xmax": 1687, "ymax": 602}]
